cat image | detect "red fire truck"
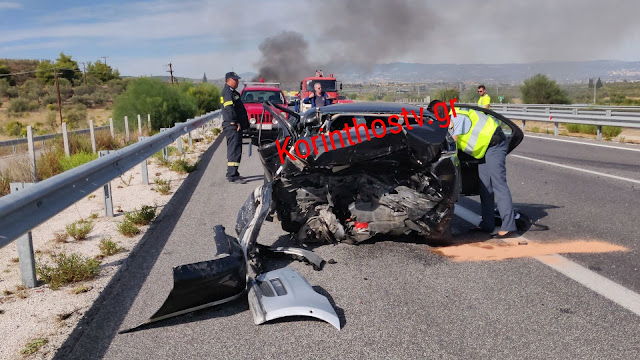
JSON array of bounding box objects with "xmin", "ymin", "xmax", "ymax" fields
[{"xmin": 298, "ymin": 70, "xmax": 352, "ymax": 112}]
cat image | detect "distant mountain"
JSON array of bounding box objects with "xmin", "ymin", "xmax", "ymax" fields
[{"xmin": 327, "ymin": 60, "xmax": 640, "ymax": 84}]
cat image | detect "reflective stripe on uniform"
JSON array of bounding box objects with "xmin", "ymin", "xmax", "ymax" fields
[
  {"xmin": 228, "ymin": 162, "xmax": 240, "ymax": 166},
  {"xmin": 223, "ymin": 100, "xmax": 233, "ymax": 107},
  {"xmin": 454, "ymin": 108, "xmax": 498, "ymax": 159}
]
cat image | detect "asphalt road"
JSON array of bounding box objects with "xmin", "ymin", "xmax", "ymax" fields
[{"xmin": 55, "ymin": 133, "xmax": 640, "ymax": 359}]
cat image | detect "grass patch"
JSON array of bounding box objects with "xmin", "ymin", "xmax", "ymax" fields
[
  {"xmin": 89, "ymin": 212, "xmax": 98, "ymax": 220},
  {"xmin": 53, "ymin": 231, "xmax": 69, "ymax": 243},
  {"xmin": 20, "ymin": 338, "xmax": 48, "ymax": 356},
  {"xmin": 65, "ymin": 219, "xmax": 94, "ymax": 240},
  {"xmin": 88, "ymin": 194, "xmax": 96, "ymax": 199},
  {"xmin": 154, "ymin": 177, "xmax": 171, "ymax": 195},
  {"xmin": 565, "ymin": 123, "xmax": 622, "ymax": 138},
  {"xmin": 120, "ymin": 173, "xmax": 134, "ymax": 186},
  {"xmin": 211, "ymin": 127, "xmax": 221, "ymax": 136},
  {"xmin": 98, "ymin": 237, "xmax": 125, "ymax": 257},
  {"xmin": 125, "ymin": 205, "xmax": 156, "ymax": 225},
  {"xmin": 0, "ymin": 171, "xmax": 11, "ymax": 196},
  {"xmin": 3, "ymin": 289, "xmax": 13, "ymax": 295},
  {"xmin": 170, "ymin": 158, "xmax": 198, "ymax": 174},
  {"xmin": 11, "ymin": 257, "xmax": 19, "ymax": 263},
  {"xmin": 15, "ymin": 285, "xmax": 28, "ymax": 299},
  {"xmin": 56, "ymin": 309, "xmax": 78, "ymax": 322},
  {"xmin": 59, "ymin": 152, "xmax": 98, "ymax": 172},
  {"xmin": 72, "ymin": 285, "xmax": 92, "ymax": 294},
  {"xmin": 152, "ymin": 146, "xmax": 178, "ymax": 164},
  {"xmin": 530, "ymin": 126, "xmax": 540, "ymax": 133},
  {"xmin": 117, "ymin": 220, "xmax": 140, "ymax": 237},
  {"xmin": 36, "ymin": 251, "xmax": 101, "ymax": 290}
]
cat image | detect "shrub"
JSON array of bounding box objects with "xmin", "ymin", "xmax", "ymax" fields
[
  {"xmin": 72, "ymin": 285, "xmax": 91, "ymax": 294},
  {"xmin": 20, "ymin": 338, "xmax": 49, "ymax": 356},
  {"xmin": 74, "ymin": 84, "xmax": 95, "ymax": 96},
  {"xmin": 520, "ymin": 74, "xmax": 571, "ymax": 104},
  {"xmin": 59, "ymin": 152, "xmax": 97, "ymax": 172},
  {"xmin": 65, "ymin": 219, "xmax": 94, "ymax": 240},
  {"xmin": 117, "ymin": 219, "xmax": 140, "ymax": 237},
  {"xmin": 70, "ymin": 94, "xmax": 92, "ymax": 106},
  {"xmin": 8, "ymin": 97, "xmax": 38, "ymax": 113},
  {"xmin": 603, "ymin": 126, "xmax": 622, "ymax": 138},
  {"xmin": 36, "ymin": 251, "xmax": 101, "ymax": 290},
  {"xmin": 170, "ymin": 158, "xmax": 197, "ymax": 174},
  {"xmin": 36, "ymin": 147, "xmax": 64, "ymax": 179},
  {"xmin": 125, "ymin": 205, "xmax": 157, "ymax": 225},
  {"xmin": 154, "ymin": 177, "xmax": 171, "ymax": 195},
  {"xmin": 98, "ymin": 237, "xmax": 125, "ymax": 257},
  {"xmin": 0, "ymin": 171, "xmax": 11, "ymax": 196},
  {"xmin": 4, "ymin": 121, "xmax": 24, "ymax": 136},
  {"xmin": 64, "ymin": 105, "xmax": 88, "ymax": 129},
  {"xmin": 112, "ymin": 77, "xmax": 197, "ymax": 132},
  {"xmin": 43, "ymin": 94, "xmax": 57, "ymax": 105},
  {"xmin": 53, "ymin": 232, "xmax": 69, "ymax": 243}
]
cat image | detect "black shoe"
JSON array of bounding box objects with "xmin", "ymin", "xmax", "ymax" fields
[{"xmin": 227, "ymin": 177, "xmax": 247, "ymax": 184}]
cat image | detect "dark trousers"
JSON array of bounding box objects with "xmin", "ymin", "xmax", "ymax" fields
[
  {"xmin": 223, "ymin": 124, "xmax": 242, "ymax": 179},
  {"xmin": 478, "ymin": 137, "xmax": 517, "ymax": 232}
]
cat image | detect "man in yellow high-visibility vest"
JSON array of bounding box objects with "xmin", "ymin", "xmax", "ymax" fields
[
  {"xmin": 477, "ymin": 85, "xmax": 490, "ymax": 109},
  {"xmin": 449, "ymin": 106, "xmax": 517, "ymax": 238}
]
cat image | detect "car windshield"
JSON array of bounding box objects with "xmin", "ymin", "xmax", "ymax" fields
[
  {"xmin": 306, "ymin": 80, "xmax": 337, "ymax": 92},
  {"xmin": 242, "ymin": 91, "xmax": 285, "ymax": 104}
]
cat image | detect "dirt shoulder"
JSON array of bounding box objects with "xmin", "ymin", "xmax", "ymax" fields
[{"xmin": 0, "ymin": 129, "xmax": 220, "ymax": 360}]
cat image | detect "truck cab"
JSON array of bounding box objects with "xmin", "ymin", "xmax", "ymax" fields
[{"xmin": 299, "ymin": 70, "xmax": 344, "ymax": 112}]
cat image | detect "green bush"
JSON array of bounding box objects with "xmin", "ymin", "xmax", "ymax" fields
[
  {"xmin": 98, "ymin": 237, "xmax": 125, "ymax": 257},
  {"xmin": 64, "ymin": 104, "xmax": 88, "ymax": 129},
  {"xmin": 170, "ymin": 158, "xmax": 197, "ymax": 174},
  {"xmin": 184, "ymin": 82, "xmax": 222, "ymax": 115},
  {"xmin": 36, "ymin": 148, "xmax": 64, "ymax": 179},
  {"xmin": 20, "ymin": 338, "xmax": 49, "ymax": 355},
  {"xmin": 70, "ymin": 94, "xmax": 92, "ymax": 106},
  {"xmin": 7, "ymin": 97, "xmax": 38, "ymax": 113},
  {"xmin": 117, "ymin": 219, "xmax": 140, "ymax": 237},
  {"xmin": 112, "ymin": 77, "xmax": 197, "ymax": 132},
  {"xmin": 603, "ymin": 126, "xmax": 622, "ymax": 138},
  {"xmin": 59, "ymin": 151, "xmax": 97, "ymax": 171},
  {"xmin": 125, "ymin": 205, "xmax": 156, "ymax": 225},
  {"xmin": 520, "ymin": 74, "xmax": 571, "ymax": 104},
  {"xmin": 36, "ymin": 251, "xmax": 100, "ymax": 290},
  {"xmin": 65, "ymin": 218, "xmax": 94, "ymax": 240},
  {"xmin": 4, "ymin": 121, "xmax": 24, "ymax": 136}
]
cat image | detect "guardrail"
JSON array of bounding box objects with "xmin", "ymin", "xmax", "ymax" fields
[
  {"xmin": 405, "ymin": 101, "xmax": 640, "ymax": 140},
  {"xmin": 0, "ymin": 125, "xmax": 110, "ymax": 148},
  {"xmin": 0, "ymin": 110, "xmax": 222, "ymax": 268}
]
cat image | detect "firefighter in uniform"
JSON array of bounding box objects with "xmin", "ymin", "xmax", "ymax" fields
[
  {"xmin": 448, "ymin": 106, "xmax": 517, "ymax": 238},
  {"xmin": 221, "ymin": 71, "xmax": 249, "ymax": 183}
]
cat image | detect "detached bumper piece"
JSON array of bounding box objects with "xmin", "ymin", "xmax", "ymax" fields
[
  {"xmin": 248, "ymin": 267, "xmax": 341, "ymax": 330},
  {"xmin": 119, "ymin": 225, "xmax": 246, "ymax": 333}
]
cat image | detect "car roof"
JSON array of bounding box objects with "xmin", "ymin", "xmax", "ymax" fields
[{"xmin": 302, "ymin": 101, "xmax": 428, "ymax": 115}]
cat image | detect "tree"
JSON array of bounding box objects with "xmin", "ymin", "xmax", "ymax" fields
[
  {"xmin": 55, "ymin": 52, "xmax": 81, "ymax": 83},
  {"xmin": 520, "ymin": 74, "xmax": 571, "ymax": 104},
  {"xmin": 185, "ymin": 82, "xmax": 221, "ymax": 115},
  {"xmin": 434, "ymin": 88, "xmax": 460, "ymax": 102},
  {"xmin": 87, "ymin": 61, "xmax": 120, "ymax": 82},
  {"xmin": 0, "ymin": 64, "xmax": 15, "ymax": 86},
  {"xmin": 202, "ymin": 73, "xmax": 208, "ymax": 83},
  {"xmin": 36, "ymin": 60, "xmax": 56, "ymax": 84},
  {"xmin": 596, "ymin": 77, "xmax": 603, "ymax": 89},
  {"xmin": 112, "ymin": 77, "xmax": 197, "ymax": 132},
  {"xmin": 588, "ymin": 78, "xmax": 593, "ymax": 89}
]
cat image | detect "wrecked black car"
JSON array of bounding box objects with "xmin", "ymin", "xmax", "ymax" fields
[{"xmin": 124, "ymin": 101, "xmax": 523, "ymax": 332}]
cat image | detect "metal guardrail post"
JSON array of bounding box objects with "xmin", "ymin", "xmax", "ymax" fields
[
  {"xmin": 138, "ymin": 136, "xmax": 149, "ymax": 185},
  {"xmin": 188, "ymin": 129, "xmax": 192, "ymax": 147},
  {"xmin": 573, "ymin": 108, "xmax": 578, "ymax": 115},
  {"xmin": 109, "ymin": 118, "xmax": 114, "ymax": 138},
  {"xmin": 147, "ymin": 114, "xmax": 151, "ymax": 131},
  {"xmin": 554, "ymin": 122, "xmax": 559, "ymax": 136},
  {"xmin": 174, "ymin": 122, "xmax": 184, "ymax": 154},
  {"xmin": 522, "ymin": 120, "xmax": 526, "ymax": 132},
  {"xmin": 10, "ymin": 182, "xmax": 37, "ymax": 288},
  {"xmin": 90, "ymin": 120, "xmax": 96, "ymax": 153},
  {"xmin": 99, "ymin": 150, "xmax": 114, "ymax": 217},
  {"xmin": 160, "ymin": 128, "xmax": 169, "ymax": 161},
  {"xmin": 125, "ymin": 116, "xmax": 130, "ymax": 142},
  {"xmin": 13, "ymin": 145, "xmax": 16, "ymax": 154},
  {"xmin": 27, "ymin": 126, "xmax": 37, "ymax": 182},
  {"xmin": 596, "ymin": 126, "xmax": 602, "ymax": 140},
  {"xmin": 62, "ymin": 122, "xmax": 70, "ymax": 157},
  {"xmin": 138, "ymin": 114, "xmax": 142, "ymax": 136}
]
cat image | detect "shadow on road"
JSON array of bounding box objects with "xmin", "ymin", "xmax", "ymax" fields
[{"xmin": 53, "ymin": 135, "xmax": 224, "ymax": 360}]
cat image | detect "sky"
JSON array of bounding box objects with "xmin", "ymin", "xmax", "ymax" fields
[{"xmin": 1, "ymin": 0, "xmax": 640, "ymax": 80}]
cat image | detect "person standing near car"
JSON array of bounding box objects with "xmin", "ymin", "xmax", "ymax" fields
[
  {"xmin": 303, "ymin": 82, "xmax": 333, "ymax": 108},
  {"xmin": 444, "ymin": 104, "xmax": 517, "ymax": 238},
  {"xmin": 477, "ymin": 85, "xmax": 491, "ymax": 109},
  {"xmin": 221, "ymin": 71, "xmax": 250, "ymax": 184}
]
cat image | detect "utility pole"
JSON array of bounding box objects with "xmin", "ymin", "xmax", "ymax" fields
[
  {"xmin": 593, "ymin": 79, "xmax": 597, "ymax": 104},
  {"xmin": 54, "ymin": 70, "xmax": 63, "ymax": 126},
  {"xmin": 166, "ymin": 63, "xmax": 174, "ymax": 84},
  {"xmin": 101, "ymin": 56, "xmax": 108, "ymax": 66}
]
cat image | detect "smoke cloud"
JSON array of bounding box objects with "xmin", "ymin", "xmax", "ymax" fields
[{"xmin": 251, "ymin": 0, "xmax": 640, "ymax": 81}]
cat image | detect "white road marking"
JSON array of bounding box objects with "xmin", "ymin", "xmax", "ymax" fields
[
  {"xmin": 454, "ymin": 204, "xmax": 640, "ymax": 317},
  {"xmin": 511, "ymin": 154, "xmax": 640, "ymax": 185},
  {"xmin": 525, "ymin": 135, "xmax": 640, "ymax": 152}
]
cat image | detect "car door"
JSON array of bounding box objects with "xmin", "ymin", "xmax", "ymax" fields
[{"xmin": 457, "ymin": 105, "xmax": 524, "ymax": 196}]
